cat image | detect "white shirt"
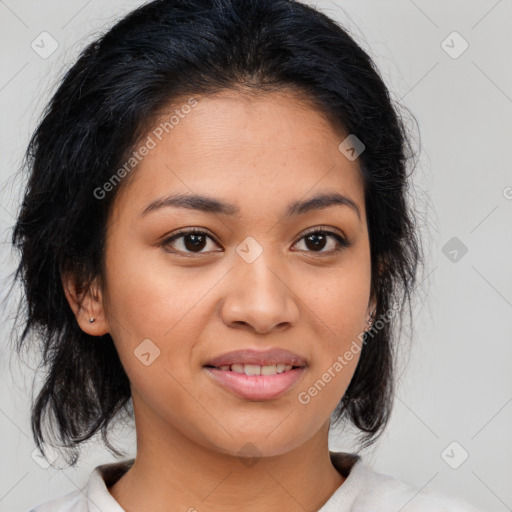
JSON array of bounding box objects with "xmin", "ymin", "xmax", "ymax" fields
[{"xmin": 28, "ymin": 451, "xmax": 485, "ymax": 511}]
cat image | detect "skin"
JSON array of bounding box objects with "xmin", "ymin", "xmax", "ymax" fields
[{"xmin": 63, "ymin": 89, "xmax": 376, "ymax": 512}]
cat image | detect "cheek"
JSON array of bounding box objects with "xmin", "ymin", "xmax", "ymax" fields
[
  {"xmin": 296, "ymin": 256, "xmax": 370, "ymax": 404},
  {"xmin": 300, "ymin": 336, "xmax": 362, "ymax": 417},
  {"xmin": 103, "ymin": 235, "xmax": 205, "ymax": 338},
  {"xmin": 305, "ymin": 254, "xmax": 371, "ymax": 338},
  {"xmin": 101, "ymin": 238, "xmax": 213, "ymax": 396}
]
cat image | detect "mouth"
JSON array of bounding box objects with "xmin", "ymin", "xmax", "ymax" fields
[
  {"xmin": 203, "ymin": 348, "xmax": 308, "ymax": 370},
  {"xmin": 202, "ymin": 348, "xmax": 307, "ymax": 401},
  {"xmin": 203, "ymin": 363, "xmax": 303, "ymax": 375}
]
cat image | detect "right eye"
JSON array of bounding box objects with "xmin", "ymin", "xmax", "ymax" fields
[{"xmin": 161, "ymin": 228, "xmax": 222, "ymax": 255}]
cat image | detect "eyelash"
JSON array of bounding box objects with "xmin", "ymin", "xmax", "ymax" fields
[{"xmin": 161, "ymin": 226, "xmax": 351, "ymax": 257}]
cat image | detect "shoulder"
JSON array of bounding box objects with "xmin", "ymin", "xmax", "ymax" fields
[
  {"xmin": 27, "ymin": 488, "xmax": 84, "ymax": 512},
  {"xmin": 350, "ymin": 459, "xmax": 484, "ymax": 511},
  {"xmin": 327, "ymin": 451, "xmax": 486, "ymax": 512},
  {"xmin": 27, "ymin": 458, "xmax": 134, "ymax": 512}
]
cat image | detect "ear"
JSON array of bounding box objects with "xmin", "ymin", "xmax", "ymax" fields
[
  {"xmin": 61, "ymin": 271, "xmax": 109, "ymax": 336},
  {"xmin": 366, "ymin": 296, "xmax": 377, "ymax": 325},
  {"xmin": 365, "ymin": 256, "xmax": 387, "ymax": 323},
  {"xmin": 364, "ymin": 283, "xmax": 378, "ymax": 330}
]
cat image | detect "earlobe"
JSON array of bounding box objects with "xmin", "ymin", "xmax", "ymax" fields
[
  {"xmin": 61, "ymin": 271, "xmax": 109, "ymax": 336},
  {"xmin": 365, "ymin": 294, "xmax": 377, "ymax": 332},
  {"xmin": 368, "ymin": 296, "xmax": 377, "ymax": 317}
]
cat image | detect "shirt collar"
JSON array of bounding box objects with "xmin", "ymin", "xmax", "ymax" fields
[
  {"xmin": 83, "ymin": 458, "xmax": 134, "ymax": 512},
  {"xmin": 82, "ymin": 452, "xmax": 361, "ymax": 512}
]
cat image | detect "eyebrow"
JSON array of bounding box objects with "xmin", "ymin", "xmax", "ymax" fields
[{"xmin": 140, "ymin": 191, "xmax": 361, "ymax": 221}]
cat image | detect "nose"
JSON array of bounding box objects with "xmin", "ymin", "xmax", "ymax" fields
[{"xmin": 220, "ymin": 253, "xmax": 300, "ymax": 335}]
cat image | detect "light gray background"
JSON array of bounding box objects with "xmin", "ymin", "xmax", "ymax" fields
[{"xmin": 1, "ymin": 1, "xmax": 511, "ymax": 511}]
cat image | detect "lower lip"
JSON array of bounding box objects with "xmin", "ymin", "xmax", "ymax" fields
[{"xmin": 203, "ymin": 367, "xmax": 306, "ymax": 401}]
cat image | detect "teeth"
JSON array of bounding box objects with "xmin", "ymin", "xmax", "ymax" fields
[
  {"xmin": 261, "ymin": 365, "xmax": 277, "ymax": 375},
  {"xmin": 245, "ymin": 364, "xmax": 261, "ymax": 375},
  {"xmin": 218, "ymin": 363, "xmax": 295, "ymax": 374}
]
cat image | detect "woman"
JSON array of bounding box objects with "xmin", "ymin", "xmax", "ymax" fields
[{"xmin": 11, "ymin": 0, "xmax": 483, "ymax": 510}]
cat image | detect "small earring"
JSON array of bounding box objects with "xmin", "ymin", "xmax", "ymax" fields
[
  {"xmin": 89, "ymin": 318, "xmax": 95, "ymax": 324},
  {"xmin": 366, "ymin": 310, "xmax": 376, "ymax": 330}
]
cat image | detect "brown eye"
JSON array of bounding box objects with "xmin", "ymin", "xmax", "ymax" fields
[
  {"xmin": 162, "ymin": 229, "xmax": 220, "ymax": 255},
  {"xmin": 161, "ymin": 226, "xmax": 350, "ymax": 257},
  {"xmin": 293, "ymin": 228, "xmax": 350, "ymax": 254}
]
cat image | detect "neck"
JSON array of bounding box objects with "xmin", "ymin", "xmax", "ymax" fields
[{"xmin": 108, "ymin": 397, "xmax": 346, "ymax": 512}]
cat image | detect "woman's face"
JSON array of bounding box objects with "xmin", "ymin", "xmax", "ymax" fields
[{"xmin": 99, "ymin": 89, "xmax": 374, "ymax": 457}]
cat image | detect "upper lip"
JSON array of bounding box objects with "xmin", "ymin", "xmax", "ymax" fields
[{"xmin": 204, "ymin": 348, "xmax": 308, "ymax": 368}]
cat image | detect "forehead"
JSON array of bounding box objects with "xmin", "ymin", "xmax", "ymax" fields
[{"xmin": 112, "ymin": 90, "xmax": 366, "ymax": 223}]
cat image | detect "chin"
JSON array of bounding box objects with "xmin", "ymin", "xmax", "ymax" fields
[{"xmin": 199, "ymin": 427, "xmax": 313, "ymax": 461}]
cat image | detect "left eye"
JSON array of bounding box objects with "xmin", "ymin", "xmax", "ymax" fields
[
  {"xmin": 162, "ymin": 228, "xmax": 349, "ymax": 255},
  {"xmin": 293, "ymin": 229, "xmax": 350, "ymax": 253}
]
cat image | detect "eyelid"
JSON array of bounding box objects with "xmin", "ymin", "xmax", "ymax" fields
[
  {"xmin": 298, "ymin": 224, "xmax": 346, "ymax": 240},
  {"xmin": 164, "ymin": 226, "xmax": 218, "ymax": 243}
]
